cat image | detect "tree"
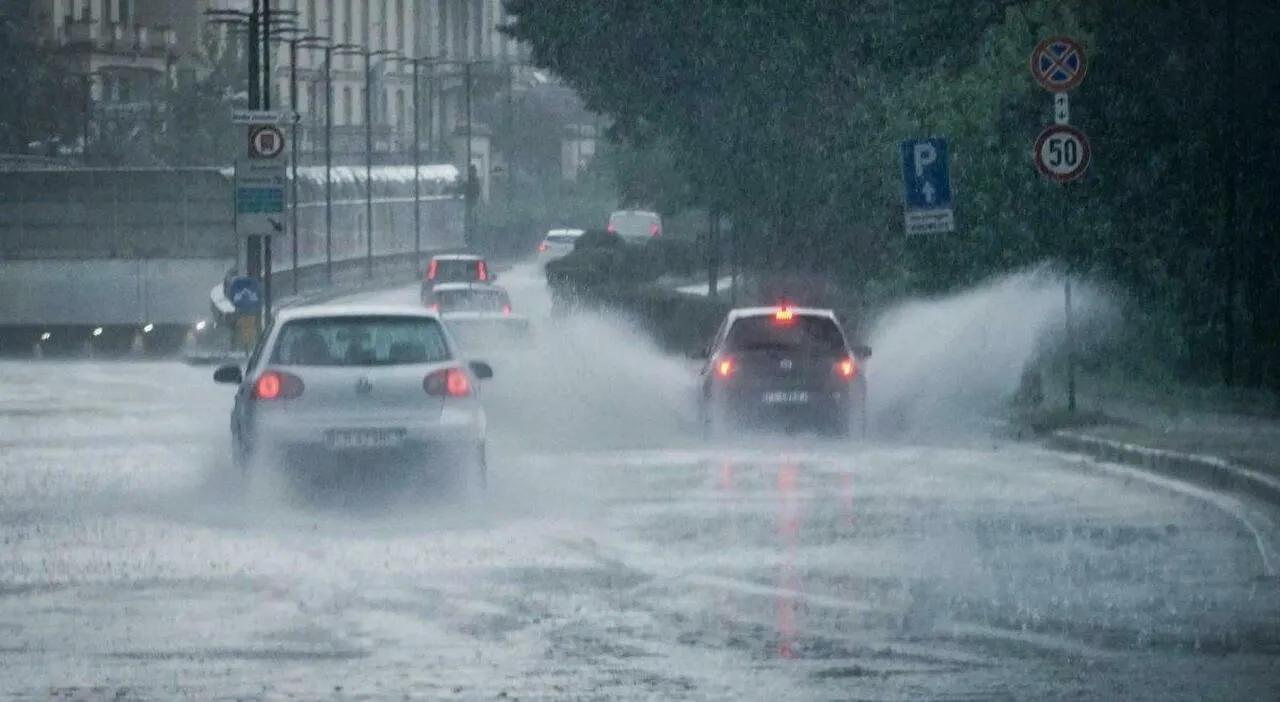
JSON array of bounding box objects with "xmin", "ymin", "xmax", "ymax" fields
[
  {"xmin": 153, "ymin": 25, "xmax": 248, "ymax": 166},
  {"xmin": 503, "ymin": 0, "xmax": 1280, "ymax": 388},
  {"xmin": 0, "ymin": 0, "xmax": 81, "ymax": 156}
]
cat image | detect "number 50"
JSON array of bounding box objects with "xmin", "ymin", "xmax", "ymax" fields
[{"xmin": 1048, "ymin": 137, "xmax": 1079, "ymax": 168}]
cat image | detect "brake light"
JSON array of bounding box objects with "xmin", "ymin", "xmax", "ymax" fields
[
  {"xmin": 477, "ymin": 261, "xmax": 488, "ymax": 281},
  {"xmin": 429, "ymin": 302, "xmax": 439, "ymax": 311},
  {"xmin": 650, "ymin": 223, "xmax": 660, "ymax": 236},
  {"xmin": 537, "ymin": 242, "xmax": 549, "ymax": 253},
  {"xmin": 774, "ymin": 307, "xmax": 794, "ymax": 323},
  {"xmin": 253, "ymin": 370, "xmax": 304, "ymax": 400},
  {"xmin": 836, "ymin": 356, "xmax": 857, "ymax": 379},
  {"xmin": 607, "ymin": 223, "xmax": 616, "ymax": 232},
  {"xmin": 424, "ymin": 367, "xmax": 472, "ymax": 397},
  {"xmin": 715, "ymin": 356, "xmax": 734, "ymax": 378},
  {"xmin": 427, "ymin": 259, "xmax": 438, "ymax": 279},
  {"xmin": 502, "ymin": 304, "xmax": 512, "ymax": 315}
]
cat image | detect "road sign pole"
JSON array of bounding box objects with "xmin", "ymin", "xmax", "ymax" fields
[{"xmin": 1031, "ymin": 36, "xmax": 1088, "ymax": 414}]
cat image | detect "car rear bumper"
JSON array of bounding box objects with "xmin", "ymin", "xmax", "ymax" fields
[
  {"xmin": 246, "ymin": 409, "xmax": 484, "ymax": 470},
  {"xmin": 712, "ymin": 384, "xmax": 857, "ymax": 427}
]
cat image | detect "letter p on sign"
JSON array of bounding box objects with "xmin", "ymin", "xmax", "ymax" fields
[{"xmin": 913, "ymin": 143, "xmax": 937, "ymax": 178}]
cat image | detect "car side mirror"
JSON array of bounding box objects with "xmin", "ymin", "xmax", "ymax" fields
[
  {"xmin": 852, "ymin": 344, "xmax": 872, "ymax": 359},
  {"xmin": 468, "ymin": 360, "xmax": 494, "ymax": 380},
  {"xmin": 213, "ymin": 364, "xmax": 243, "ymax": 384}
]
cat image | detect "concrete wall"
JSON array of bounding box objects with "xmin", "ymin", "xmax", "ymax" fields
[{"xmin": 0, "ymin": 258, "xmax": 233, "ymax": 325}]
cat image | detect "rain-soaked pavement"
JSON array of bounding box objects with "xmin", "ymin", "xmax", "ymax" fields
[{"xmin": 1, "ymin": 266, "xmax": 1279, "ymax": 701}]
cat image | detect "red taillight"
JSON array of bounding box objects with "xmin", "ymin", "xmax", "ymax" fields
[
  {"xmin": 836, "ymin": 356, "xmax": 857, "ymax": 379},
  {"xmin": 253, "ymin": 370, "xmax": 304, "ymax": 400},
  {"xmin": 607, "ymin": 223, "xmax": 616, "ymax": 232},
  {"xmin": 715, "ymin": 356, "xmax": 734, "ymax": 378},
  {"xmin": 650, "ymin": 222, "xmax": 660, "ymax": 236},
  {"xmin": 537, "ymin": 242, "xmax": 549, "ymax": 253},
  {"xmin": 477, "ymin": 261, "xmax": 488, "ymax": 281},
  {"xmin": 774, "ymin": 307, "xmax": 795, "ymax": 323},
  {"xmin": 424, "ymin": 367, "xmax": 472, "ymax": 397},
  {"xmin": 502, "ymin": 304, "xmax": 512, "ymax": 315},
  {"xmin": 429, "ymin": 302, "xmax": 440, "ymax": 311},
  {"xmin": 427, "ymin": 259, "xmax": 438, "ymax": 279}
]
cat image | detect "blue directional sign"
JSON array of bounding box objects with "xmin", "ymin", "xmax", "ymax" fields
[
  {"xmin": 227, "ymin": 276, "xmax": 263, "ymax": 312},
  {"xmin": 899, "ymin": 137, "xmax": 956, "ymax": 235}
]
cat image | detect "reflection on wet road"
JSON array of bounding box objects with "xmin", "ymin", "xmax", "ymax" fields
[{"xmin": 1, "ymin": 266, "xmax": 1278, "ymax": 700}]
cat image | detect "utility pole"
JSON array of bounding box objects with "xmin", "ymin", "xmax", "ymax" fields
[
  {"xmin": 245, "ymin": 0, "xmax": 264, "ymax": 330},
  {"xmin": 260, "ymin": 0, "xmax": 274, "ymax": 327},
  {"xmin": 464, "ymin": 60, "xmax": 474, "ymax": 247},
  {"xmin": 1221, "ymin": 0, "xmax": 1239, "ymax": 385}
]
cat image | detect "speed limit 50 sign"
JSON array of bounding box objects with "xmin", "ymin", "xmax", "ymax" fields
[{"xmin": 1033, "ymin": 124, "xmax": 1091, "ymax": 182}]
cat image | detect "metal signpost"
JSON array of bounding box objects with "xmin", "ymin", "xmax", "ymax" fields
[
  {"xmin": 232, "ymin": 108, "xmax": 293, "ymax": 343},
  {"xmin": 1031, "ymin": 36, "xmax": 1089, "ymax": 412},
  {"xmin": 899, "ymin": 137, "xmax": 955, "ymax": 236}
]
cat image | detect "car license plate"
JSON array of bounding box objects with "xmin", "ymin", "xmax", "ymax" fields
[
  {"xmin": 763, "ymin": 391, "xmax": 809, "ymax": 404},
  {"xmin": 325, "ymin": 428, "xmax": 406, "ymax": 449}
]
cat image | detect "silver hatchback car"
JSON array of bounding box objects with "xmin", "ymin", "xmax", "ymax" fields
[{"xmin": 213, "ymin": 305, "xmax": 493, "ymax": 489}]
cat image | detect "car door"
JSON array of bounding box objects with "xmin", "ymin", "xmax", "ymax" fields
[{"xmin": 231, "ymin": 321, "xmax": 276, "ymax": 443}]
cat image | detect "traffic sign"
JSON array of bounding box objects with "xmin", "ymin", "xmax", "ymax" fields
[
  {"xmin": 1030, "ymin": 36, "xmax": 1087, "ymax": 92},
  {"xmin": 232, "ymin": 109, "xmax": 301, "ymax": 125},
  {"xmin": 227, "ymin": 276, "xmax": 262, "ymax": 312},
  {"xmin": 1053, "ymin": 92, "xmax": 1070, "ymax": 125},
  {"xmin": 899, "ymin": 137, "xmax": 955, "ymax": 235},
  {"xmin": 1033, "ymin": 125, "xmax": 1091, "ymax": 182},
  {"xmin": 248, "ymin": 125, "xmax": 285, "ymax": 159},
  {"xmin": 234, "ymin": 159, "xmax": 287, "ymax": 237}
]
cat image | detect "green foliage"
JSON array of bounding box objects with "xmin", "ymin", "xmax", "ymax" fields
[{"xmin": 503, "ymin": 0, "xmax": 1280, "ymax": 391}]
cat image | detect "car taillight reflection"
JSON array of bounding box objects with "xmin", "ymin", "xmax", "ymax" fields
[
  {"xmin": 253, "ymin": 370, "xmax": 304, "ymax": 400},
  {"xmin": 424, "ymin": 367, "xmax": 472, "ymax": 397}
]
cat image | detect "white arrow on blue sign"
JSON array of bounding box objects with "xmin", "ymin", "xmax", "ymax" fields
[
  {"xmin": 227, "ymin": 276, "xmax": 263, "ymax": 312},
  {"xmin": 899, "ymin": 137, "xmax": 956, "ymax": 235}
]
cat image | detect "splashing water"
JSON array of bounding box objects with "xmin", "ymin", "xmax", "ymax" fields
[{"xmin": 866, "ymin": 266, "xmax": 1110, "ymax": 437}]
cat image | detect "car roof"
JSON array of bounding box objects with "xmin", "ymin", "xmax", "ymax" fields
[
  {"xmin": 274, "ymin": 304, "xmax": 441, "ymax": 324},
  {"xmin": 729, "ymin": 306, "xmax": 838, "ymax": 322},
  {"xmin": 545, "ymin": 228, "xmax": 585, "ymax": 237},
  {"xmin": 431, "ymin": 253, "xmax": 484, "ymax": 261}
]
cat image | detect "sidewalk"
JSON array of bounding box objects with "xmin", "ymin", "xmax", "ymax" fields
[{"xmin": 1026, "ymin": 377, "xmax": 1280, "ymax": 505}]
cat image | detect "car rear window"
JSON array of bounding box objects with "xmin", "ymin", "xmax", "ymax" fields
[
  {"xmin": 271, "ymin": 316, "xmax": 452, "ymax": 366},
  {"xmin": 434, "ymin": 288, "xmax": 508, "ymax": 312},
  {"xmin": 546, "ymin": 233, "xmax": 580, "ymax": 244},
  {"xmin": 608, "ymin": 211, "xmax": 661, "ymax": 238},
  {"xmin": 724, "ymin": 314, "xmax": 847, "ymax": 355},
  {"xmin": 430, "ymin": 258, "xmax": 485, "ymax": 281}
]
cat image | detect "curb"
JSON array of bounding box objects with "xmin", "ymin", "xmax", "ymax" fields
[{"xmin": 1047, "ymin": 429, "xmax": 1280, "ymax": 506}]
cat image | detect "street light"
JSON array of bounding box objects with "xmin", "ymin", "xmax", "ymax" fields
[
  {"xmin": 335, "ymin": 45, "xmax": 401, "ymax": 279},
  {"xmin": 391, "ymin": 55, "xmax": 440, "ymax": 275}
]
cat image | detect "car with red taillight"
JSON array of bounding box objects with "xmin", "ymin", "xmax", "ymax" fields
[
  {"xmin": 211, "ymin": 305, "xmax": 493, "ymax": 490},
  {"xmin": 607, "ymin": 209, "xmax": 662, "ymax": 243},
  {"xmin": 535, "ymin": 228, "xmax": 585, "ymax": 264},
  {"xmin": 693, "ymin": 305, "xmax": 871, "ymax": 438},
  {"xmin": 421, "ymin": 253, "xmax": 494, "ymax": 302}
]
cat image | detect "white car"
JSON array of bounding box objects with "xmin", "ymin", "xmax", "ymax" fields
[
  {"xmin": 212, "ymin": 305, "xmax": 493, "ymax": 490},
  {"xmin": 426, "ymin": 282, "xmax": 532, "ymax": 351},
  {"xmin": 535, "ymin": 228, "xmax": 585, "ymax": 263}
]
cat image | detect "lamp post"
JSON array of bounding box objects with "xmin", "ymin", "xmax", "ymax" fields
[
  {"xmin": 271, "ymin": 30, "xmax": 330, "ymax": 294},
  {"xmin": 335, "ymin": 45, "xmax": 400, "ymax": 279},
  {"xmin": 391, "ymin": 55, "xmax": 439, "ymax": 275}
]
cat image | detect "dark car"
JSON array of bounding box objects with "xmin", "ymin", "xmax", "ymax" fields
[
  {"xmin": 421, "ymin": 254, "xmax": 494, "ymax": 302},
  {"xmin": 694, "ymin": 306, "xmax": 871, "ymax": 438}
]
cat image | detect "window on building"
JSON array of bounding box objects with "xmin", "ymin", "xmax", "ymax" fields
[
  {"xmin": 396, "ymin": 0, "xmax": 406, "ymax": 52},
  {"xmin": 343, "ymin": 0, "xmax": 354, "ymax": 68},
  {"xmin": 307, "ymin": 0, "xmax": 316, "ymax": 32},
  {"xmin": 473, "ymin": 0, "xmax": 483, "ymax": 59},
  {"xmin": 395, "ymin": 88, "xmax": 405, "ymax": 129},
  {"xmin": 342, "ymin": 86, "xmax": 352, "ymax": 124},
  {"xmin": 437, "ymin": 0, "xmax": 448, "ymax": 57},
  {"xmin": 378, "ymin": 0, "xmax": 387, "ymax": 50},
  {"xmin": 360, "ymin": 87, "xmax": 366, "ymax": 124}
]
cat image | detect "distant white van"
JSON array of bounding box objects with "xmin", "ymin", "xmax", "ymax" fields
[{"xmin": 607, "ymin": 209, "xmax": 663, "ymax": 242}]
